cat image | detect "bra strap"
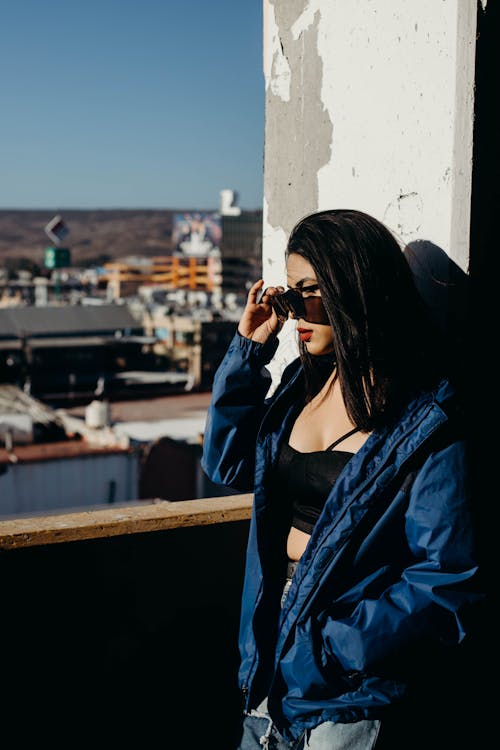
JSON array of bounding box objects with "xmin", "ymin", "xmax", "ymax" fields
[{"xmin": 326, "ymin": 427, "xmax": 360, "ymax": 451}]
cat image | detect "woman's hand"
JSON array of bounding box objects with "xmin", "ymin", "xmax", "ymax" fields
[{"xmin": 238, "ymin": 279, "xmax": 285, "ymax": 344}]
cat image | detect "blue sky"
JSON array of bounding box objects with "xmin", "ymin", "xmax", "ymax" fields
[{"xmin": 0, "ymin": 0, "xmax": 264, "ymax": 211}]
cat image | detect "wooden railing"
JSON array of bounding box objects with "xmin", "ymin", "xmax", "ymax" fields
[{"xmin": 0, "ymin": 493, "xmax": 253, "ymax": 549}]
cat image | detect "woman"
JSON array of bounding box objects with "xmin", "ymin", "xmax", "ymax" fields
[{"xmin": 201, "ymin": 209, "xmax": 479, "ymax": 749}]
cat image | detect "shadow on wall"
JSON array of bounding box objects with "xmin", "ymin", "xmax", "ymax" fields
[
  {"xmin": 404, "ymin": 239, "xmax": 469, "ymax": 391},
  {"xmin": 403, "ymin": 240, "xmax": 489, "ymax": 750}
]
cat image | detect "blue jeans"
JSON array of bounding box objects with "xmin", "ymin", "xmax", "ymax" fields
[{"xmin": 237, "ymin": 699, "xmax": 381, "ymax": 750}]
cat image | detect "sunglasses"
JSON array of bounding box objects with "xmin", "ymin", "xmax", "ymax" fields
[{"xmin": 265, "ymin": 286, "xmax": 330, "ymax": 325}]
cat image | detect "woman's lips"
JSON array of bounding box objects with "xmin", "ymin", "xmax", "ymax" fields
[{"xmin": 297, "ymin": 327, "xmax": 313, "ymax": 342}]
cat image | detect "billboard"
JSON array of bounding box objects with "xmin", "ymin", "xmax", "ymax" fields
[{"xmin": 172, "ymin": 212, "xmax": 222, "ymax": 257}]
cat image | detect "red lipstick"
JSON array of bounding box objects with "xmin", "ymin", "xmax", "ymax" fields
[{"xmin": 297, "ymin": 327, "xmax": 313, "ymax": 342}]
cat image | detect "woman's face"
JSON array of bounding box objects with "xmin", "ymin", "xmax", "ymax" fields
[{"xmin": 286, "ymin": 253, "xmax": 335, "ymax": 356}]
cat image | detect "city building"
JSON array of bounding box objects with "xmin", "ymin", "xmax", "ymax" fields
[
  {"xmin": 142, "ymin": 307, "xmax": 237, "ymax": 390},
  {"xmin": 0, "ymin": 383, "xmax": 139, "ymax": 516},
  {"xmin": 0, "ymin": 303, "xmax": 183, "ymax": 402},
  {"xmin": 220, "ymin": 210, "xmax": 263, "ymax": 301}
]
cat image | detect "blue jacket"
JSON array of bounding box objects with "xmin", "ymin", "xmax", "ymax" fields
[{"xmin": 201, "ymin": 333, "xmax": 479, "ymax": 743}]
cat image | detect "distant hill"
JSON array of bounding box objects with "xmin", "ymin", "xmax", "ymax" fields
[{"xmin": 0, "ymin": 208, "xmax": 218, "ymax": 268}]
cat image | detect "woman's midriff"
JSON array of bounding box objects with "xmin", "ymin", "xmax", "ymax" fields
[{"xmin": 287, "ymin": 526, "xmax": 311, "ymax": 561}]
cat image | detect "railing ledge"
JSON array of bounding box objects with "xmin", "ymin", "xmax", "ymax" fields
[{"xmin": 0, "ymin": 494, "xmax": 253, "ymax": 550}]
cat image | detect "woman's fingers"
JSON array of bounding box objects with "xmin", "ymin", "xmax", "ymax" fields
[
  {"xmin": 247, "ymin": 280, "xmax": 285, "ymax": 308},
  {"xmin": 273, "ymin": 285, "xmax": 285, "ymax": 295},
  {"xmin": 258, "ymin": 284, "xmax": 285, "ymax": 303},
  {"xmin": 247, "ymin": 279, "xmax": 265, "ymax": 303},
  {"xmin": 238, "ymin": 280, "xmax": 286, "ymax": 342}
]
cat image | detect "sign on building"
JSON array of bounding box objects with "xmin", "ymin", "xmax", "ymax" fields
[
  {"xmin": 44, "ymin": 246, "xmax": 71, "ymax": 269},
  {"xmin": 172, "ymin": 212, "xmax": 222, "ymax": 257}
]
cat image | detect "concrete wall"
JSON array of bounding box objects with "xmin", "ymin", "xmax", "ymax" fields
[{"xmin": 262, "ymin": 0, "xmax": 483, "ymax": 384}]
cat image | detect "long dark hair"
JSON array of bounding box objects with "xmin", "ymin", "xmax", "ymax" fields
[{"xmin": 286, "ymin": 209, "xmax": 445, "ymax": 431}]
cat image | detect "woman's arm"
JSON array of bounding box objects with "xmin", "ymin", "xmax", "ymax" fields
[
  {"xmin": 201, "ymin": 279, "xmax": 286, "ymax": 491},
  {"xmin": 201, "ymin": 331, "xmax": 279, "ymax": 491}
]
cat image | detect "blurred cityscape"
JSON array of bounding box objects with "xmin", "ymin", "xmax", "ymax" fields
[{"xmin": 0, "ymin": 190, "xmax": 262, "ymax": 517}]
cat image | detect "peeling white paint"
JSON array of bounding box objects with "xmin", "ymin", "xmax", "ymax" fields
[
  {"xmin": 264, "ymin": 1, "xmax": 291, "ymax": 101},
  {"xmin": 271, "ymin": 49, "xmax": 291, "ymax": 102},
  {"xmin": 262, "ymin": 196, "xmax": 287, "ymax": 286},
  {"xmin": 261, "ymin": 196, "xmax": 299, "ymax": 393},
  {"xmin": 264, "ymin": 1, "xmax": 330, "ymax": 236},
  {"xmin": 290, "ymin": 0, "xmax": 322, "ymax": 41}
]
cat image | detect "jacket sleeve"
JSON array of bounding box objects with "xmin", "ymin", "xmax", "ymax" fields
[
  {"xmin": 320, "ymin": 439, "xmax": 480, "ymax": 675},
  {"xmin": 200, "ymin": 332, "xmax": 280, "ymax": 492}
]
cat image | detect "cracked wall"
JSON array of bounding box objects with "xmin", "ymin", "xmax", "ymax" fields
[
  {"xmin": 262, "ymin": 0, "xmax": 478, "ymax": 386},
  {"xmin": 263, "ymin": 0, "xmax": 477, "ymax": 276}
]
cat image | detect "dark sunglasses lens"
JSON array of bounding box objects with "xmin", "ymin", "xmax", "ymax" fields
[
  {"xmin": 270, "ymin": 294, "xmax": 291, "ymax": 321},
  {"xmin": 303, "ymin": 296, "xmax": 330, "ymax": 325},
  {"xmin": 271, "ymin": 289, "xmax": 305, "ymax": 319},
  {"xmin": 270, "ymin": 289, "xmax": 329, "ymax": 325},
  {"xmin": 268, "ymin": 289, "xmax": 303, "ymax": 320},
  {"xmin": 281, "ymin": 289, "xmax": 305, "ymax": 318}
]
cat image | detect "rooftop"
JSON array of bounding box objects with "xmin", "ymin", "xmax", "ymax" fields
[{"xmin": 61, "ymin": 391, "xmax": 212, "ymax": 444}]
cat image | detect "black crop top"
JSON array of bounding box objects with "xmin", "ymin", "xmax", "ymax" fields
[{"xmin": 274, "ymin": 427, "xmax": 359, "ymax": 535}]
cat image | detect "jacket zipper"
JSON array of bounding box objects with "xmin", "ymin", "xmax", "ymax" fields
[{"xmin": 241, "ymin": 684, "xmax": 249, "ymax": 711}]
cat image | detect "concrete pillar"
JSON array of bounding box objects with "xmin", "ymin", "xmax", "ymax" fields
[{"xmin": 262, "ymin": 0, "xmax": 483, "ymax": 381}]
